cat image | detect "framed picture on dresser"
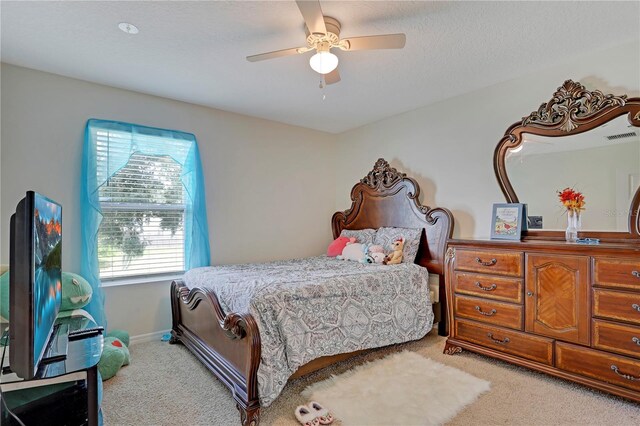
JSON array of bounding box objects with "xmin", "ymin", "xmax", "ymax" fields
[{"xmin": 490, "ymin": 203, "xmax": 525, "ymax": 240}]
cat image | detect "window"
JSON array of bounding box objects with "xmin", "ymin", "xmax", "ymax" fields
[
  {"xmin": 91, "ymin": 127, "xmax": 193, "ymax": 279},
  {"xmin": 97, "ymin": 145, "xmax": 186, "ymax": 278}
]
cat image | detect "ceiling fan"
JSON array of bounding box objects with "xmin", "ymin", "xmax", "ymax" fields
[{"xmin": 246, "ymin": 0, "xmax": 406, "ymax": 85}]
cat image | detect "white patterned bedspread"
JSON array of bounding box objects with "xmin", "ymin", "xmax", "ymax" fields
[{"xmin": 183, "ymin": 256, "xmax": 433, "ymax": 406}]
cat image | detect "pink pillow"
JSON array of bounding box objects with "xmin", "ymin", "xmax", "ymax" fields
[{"xmin": 327, "ymin": 236, "xmax": 355, "ymax": 257}]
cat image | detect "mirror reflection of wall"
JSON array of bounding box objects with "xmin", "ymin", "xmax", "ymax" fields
[{"xmin": 506, "ymin": 116, "xmax": 640, "ymax": 231}]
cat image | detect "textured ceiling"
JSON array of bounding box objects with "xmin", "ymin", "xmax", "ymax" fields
[{"xmin": 1, "ymin": 1, "xmax": 639, "ymax": 133}]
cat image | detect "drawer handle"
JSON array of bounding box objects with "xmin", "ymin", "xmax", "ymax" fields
[
  {"xmin": 487, "ymin": 333, "xmax": 510, "ymax": 345},
  {"xmin": 632, "ymin": 303, "xmax": 640, "ymax": 313},
  {"xmin": 611, "ymin": 365, "xmax": 640, "ymax": 382},
  {"xmin": 475, "ymin": 306, "xmax": 497, "ymax": 316},
  {"xmin": 632, "ymin": 271, "xmax": 640, "ymax": 279},
  {"xmin": 476, "ymin": 257, "xmax": 497, "ymax": 267},
  {"xmin": 632, "ymin": 337, "xmax": 640, "ymax": 346},
  {"xmin": 475, "ymin": 282, "xmax": 497, "ymax": 291}
]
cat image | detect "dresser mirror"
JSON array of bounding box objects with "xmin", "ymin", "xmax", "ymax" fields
[
  {"xmin": 494, "ymin": 80, "xmax": 640, "ymax": 241},
  {"xmin": 506, "ymin": 115, "xmax": 639, "ymax": 231}
]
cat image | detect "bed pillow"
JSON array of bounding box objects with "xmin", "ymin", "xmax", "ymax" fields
[
  {"xmin": 339, "ymin": 228, "xmax": 376, "ymax": 245},
  {"xmin": 374, "ymin": 227, "xmax": 423, "ymax": 263}
]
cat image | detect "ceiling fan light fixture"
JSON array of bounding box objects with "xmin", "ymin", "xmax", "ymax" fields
[{"xmin": 309, "ymin": 50, "xmax": 338, "ymax": 74}]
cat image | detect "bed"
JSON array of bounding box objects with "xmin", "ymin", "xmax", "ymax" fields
[{"xmin": 169, "ymin": 158, "xmax": 454, "ymax": 425}]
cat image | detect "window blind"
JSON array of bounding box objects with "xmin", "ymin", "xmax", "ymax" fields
[{"xmin": 95, "ymin": 130, "xmax": 187, "ymax": 279}]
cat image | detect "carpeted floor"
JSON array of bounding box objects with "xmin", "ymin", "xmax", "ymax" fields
[
  {"xmin": 301, "ymin": 351, "xmax": 491, "ymax": 425},
  {"xmin": 103, "ymin": 330, "xmax": 640, "ymax": 425}
]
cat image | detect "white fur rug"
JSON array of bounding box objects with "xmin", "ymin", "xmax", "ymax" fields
[{"xmin": 301, "ymin": 351, "xmax": 490, "ymax": 425}]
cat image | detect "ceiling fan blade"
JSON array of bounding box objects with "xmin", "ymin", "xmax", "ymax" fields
[
  {"xmin": 296, "ymin": 0, "xmax": 327, "ymax": 35},
  {"xmin": 342, "ymin": 33, "xmax": 406, "ymax": 51},
  {"xmin": 246, "ymin": 46, "xmax": 306, "ymax": 62},
  {"xmin": 324, "ymin": 68, "xmax": 340, "ymax": 85}
]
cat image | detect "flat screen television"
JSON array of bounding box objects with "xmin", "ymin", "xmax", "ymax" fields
[{"xmin": 9, "ymin": 191, "xmax": 63, "ymax": 379}]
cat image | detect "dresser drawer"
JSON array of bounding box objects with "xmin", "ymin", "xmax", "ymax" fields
[
  {"xmin": 454, "ymin": 295, "xmax": 523, "ymax": 330},
  {"xmin": 593, "ymin": 319, "xmax": 640, "ymax": 358},
  {"xmin": 557, "ymin": 342, "xmax": 640, "ymax": 392},
  {"xmin": 593, "ymin": 289, "xmax": 640, "ymax": 326},
  {"xmin": 454, "ymin": 319, "xmax": 553, "ymax": 365},
  {"xmin": 453, "ymin": 272, "xmax": 523, "ymax": 303},
  {"xmin": 594, "ymin": 258, "xmax": 640, "ymax": 290},
  {"xmin": 454, "ymin": 249, "xmax": 523, "ymax": 277}
]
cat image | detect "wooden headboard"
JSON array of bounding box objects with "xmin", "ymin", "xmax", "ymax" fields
[{"xmin": 332, "ymin": 158, "xmax": 454, "ymax": 276}]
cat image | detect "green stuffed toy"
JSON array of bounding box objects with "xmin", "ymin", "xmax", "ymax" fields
[
  {"xmin": 60, "ymin": 272, "xmax": 93, "ymax": 311},
  {"xmin": 0, "ymin": 270, "xmax": 93, "ymax": 321},
  {"xmin": 2, "ymin": 267, "xmax": 131, "ymax": 381},
  {"xmin": 98, "ymin": 341, "xmax": 125, "ymax": 380},
  {"xmin": 55, "ymin": 271, "xmax": 94, "ymax": 331},
  {"xmin": 0, "ymin": 270, "xmax": 9, "ymax": 321},
  {"xmin": 107, "ymin": 329, "xmax": 130, "ymax": 347},
  {"xmin": 98, "ymin": 331, "xmax": 131, "ymax": 380}
]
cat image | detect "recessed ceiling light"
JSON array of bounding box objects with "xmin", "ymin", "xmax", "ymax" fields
[{"xmin": 118, "ymin": 22, "xmax": 139, "ymax": 35}]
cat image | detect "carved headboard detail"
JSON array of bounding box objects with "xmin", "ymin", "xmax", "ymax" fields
[{"xmin": 332, "ymin": 159, "xmax": 454, "ymax": 275}]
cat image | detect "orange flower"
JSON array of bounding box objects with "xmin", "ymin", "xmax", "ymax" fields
[{"xmin": 557, "ymin": 187, "xmax": 585, "ymax": 212}]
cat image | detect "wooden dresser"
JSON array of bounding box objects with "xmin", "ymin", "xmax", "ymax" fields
[
  {"xmin": 442, "ymin": 79, "xmax": 640, "ymax": 403},
  {"xmin": 444, "ymin": 240, "xmax": 640, "ymax": 402}
]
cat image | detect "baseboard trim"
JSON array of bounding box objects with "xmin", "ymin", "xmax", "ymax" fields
[{"xmin": 129, "ymin": 330, "xmax": 170, "ymax": 345}]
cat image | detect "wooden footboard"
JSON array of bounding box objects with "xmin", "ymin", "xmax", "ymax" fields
[{"xmin": 170, "ymin": 280, "xmax": 261, "ymax": 425}]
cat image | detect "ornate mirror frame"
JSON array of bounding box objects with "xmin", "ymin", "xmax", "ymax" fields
[{"xmin": 494, "ymin": 80, "xmax": 640, "ymax": 242}]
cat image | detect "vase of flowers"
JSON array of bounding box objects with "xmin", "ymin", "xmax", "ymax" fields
[{"xmin": 558, "ymin": 187, "xmax": 585, "ymax": 242}]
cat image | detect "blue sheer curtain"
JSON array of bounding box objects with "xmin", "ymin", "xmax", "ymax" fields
[{"xmin": 80, "ymin": 119, "xmax": 211, "ymax": 327}]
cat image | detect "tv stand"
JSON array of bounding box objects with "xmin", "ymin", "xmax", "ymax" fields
[
  {"xmin": 1, "ymin": 312, "xmax": 103, "ymax": 426},
  {"xmin": 39, "ymin": 323, "xmax": 70, "ymax": 365}
]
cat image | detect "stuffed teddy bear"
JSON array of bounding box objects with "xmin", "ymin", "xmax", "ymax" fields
[
  {"xmin": 98, "ymin": 331, "xmax": 131, "ymax": 380},
  {"xmin": 337, "ymin": 242, "xmax": 368, "ymax": 262},
  {"xmin": 327, "ymin": 236, "xmax": 356, "ymax": 257},
  {"xmin": 383, "ymin": 238, "xmax": 405, "ymax": 265}
]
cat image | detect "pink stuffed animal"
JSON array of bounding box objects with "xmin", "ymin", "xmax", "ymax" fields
[{"xmin": 327, "ymin": 236, "xmax": 355, "ymax": 257}]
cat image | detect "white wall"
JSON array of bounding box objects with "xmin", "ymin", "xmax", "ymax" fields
[
  {"xmin": 2, "ymin": 40, "xmax": 639, "ymax": 337},
  {"xmin": 0, "ymin": 64, "xmax": 336, "ymax": 336},
  {"xmin": 334, "ymin": 40, "xmax": 640, "ymax": 239},
  {"xmin": 509, "ymin": 141, "xmax": 639, "ymax": 231}
]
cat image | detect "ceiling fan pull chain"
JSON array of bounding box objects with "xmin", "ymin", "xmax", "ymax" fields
[{"xmin": 320, "ymin": 77, "xmax": 327, "ymax": 100}]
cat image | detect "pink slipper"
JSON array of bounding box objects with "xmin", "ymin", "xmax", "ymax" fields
[
  {"xmin": 295, "ymin": 405, "xmax": 320, "ymax": 426},
  {"xmin": 308, "ymin": 401, "xmax": 334, "ymax": 425}
]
